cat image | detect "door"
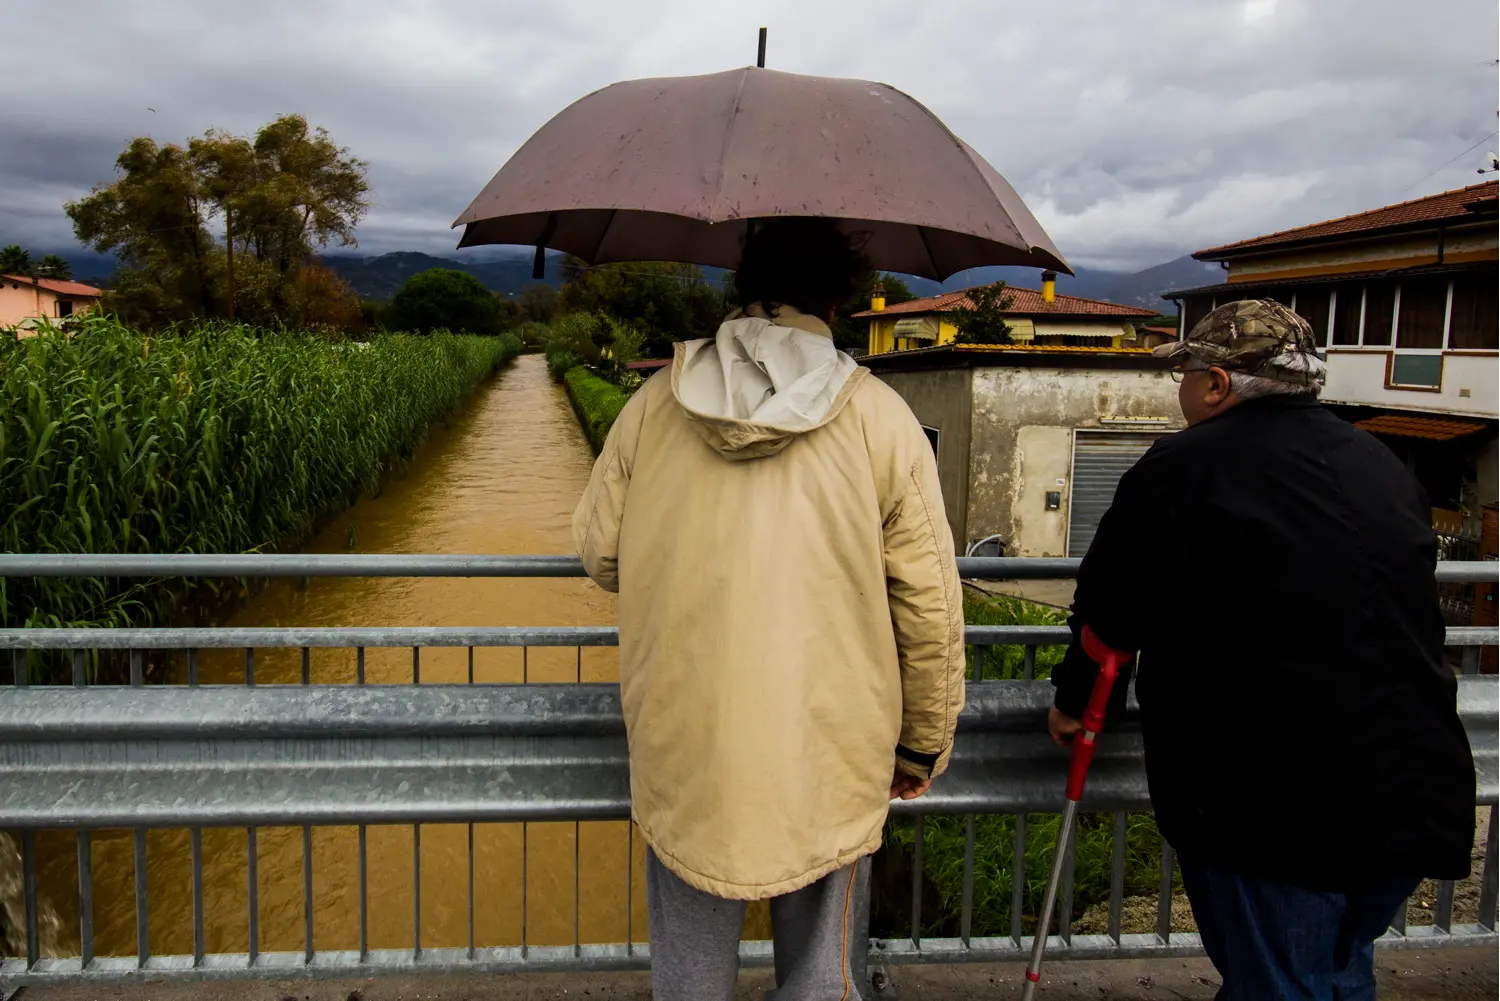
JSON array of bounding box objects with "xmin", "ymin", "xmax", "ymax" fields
[{"xmin": 1066, "ymin": 431, "xmax": 1168, "ymax": 557}]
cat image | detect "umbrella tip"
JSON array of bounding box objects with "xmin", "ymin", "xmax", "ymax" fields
[{"xmin": 757, "ymin": 27, "xmax": 767, "ymax": 68}]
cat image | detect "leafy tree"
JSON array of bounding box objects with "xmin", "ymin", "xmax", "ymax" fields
[
  {"xmin": 558, "ymin": 260, "xmax": 728, "ymax": 358},
  {"xmin": 35, "ymin": 255, "xmax": 73, "ymax": 281},
  {"xmin": 517, "ymin": 283, "xmax": 558, "ymax": 324},
  {"xmin": 66, "ymin": 114, "xmax": 369, "ymax": 327},
  {"xmin": 67, "ymin": 137, "xmax": 216, "ymax": 321},
  {"xmin": 188, "ymin": 129, "xmax": 256, "ymax": 319},
  {"xmin": 833, "ymin": 271, "xmax": 915, "ymax": 352},
  {"xmin": 0, "ymin": 245, "xmax": 33, "ymax": 276},
  {"xmin": 389, "ymin": 268, "xmax": 503, "ymax": 334},
  {"xmin": 949, "ymin": 281, "xmax": 1015, "ymax": 345},
  {"xmin": 495, "ymin": 297, "xmax": 522, "ymax": 330}
]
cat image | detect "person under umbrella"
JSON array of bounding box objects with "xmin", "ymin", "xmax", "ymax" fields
[{"xmin": 573, "ymin": 217, "xmax": 966, "ymax": 1000}]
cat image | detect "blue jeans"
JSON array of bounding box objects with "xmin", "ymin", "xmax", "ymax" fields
[{"xmin": 1180, "ymin": 857, "xmax": 1418, "ymax": 1001}]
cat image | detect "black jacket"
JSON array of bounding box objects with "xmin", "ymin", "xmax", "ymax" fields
[{"xmin": 1052, "ymin": 395, "xmax": 1475, "ymax": 892}]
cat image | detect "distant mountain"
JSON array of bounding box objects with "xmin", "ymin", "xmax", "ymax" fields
[
  {"xmin": 936, "ymin": 255, "xmax": 1224, "ymax": 314},
  {"xmin": 320, "ymin": 250, "xmax": 566, "ymax": 299},
  {"xmin": 44, "ymin": 246, "xmax": 1222, "ymax": 315}
]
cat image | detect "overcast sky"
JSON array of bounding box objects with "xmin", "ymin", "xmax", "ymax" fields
[{"xmin": 2, "ymin": 0, "xmax": 1495, "ymax": 273}]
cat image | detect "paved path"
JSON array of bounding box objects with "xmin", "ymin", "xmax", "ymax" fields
[{"xmin": 15, "ymin": 947, "xmax": 1497, "ymax": 1000}]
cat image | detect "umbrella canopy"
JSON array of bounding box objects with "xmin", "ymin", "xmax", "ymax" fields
[{"xmin": 453, "ymin": 67, "xmax": 1070, "ymax": 281}]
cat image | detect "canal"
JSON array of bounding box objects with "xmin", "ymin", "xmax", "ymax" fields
[{"xmin": 30, "ymin": 353, "xmax": 768, "ymax": 961}]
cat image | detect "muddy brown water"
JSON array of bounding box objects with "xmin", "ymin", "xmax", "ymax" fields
[{"xmin": 30, "ymin": 354, "xmax": 771, "ymax": 960}]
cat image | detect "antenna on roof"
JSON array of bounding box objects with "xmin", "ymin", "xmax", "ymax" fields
[{"xmin": 1479, "ymin": 151, "xmax": 1498, "ymax": 175}]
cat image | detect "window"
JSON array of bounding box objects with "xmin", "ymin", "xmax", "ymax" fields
[
  {"xmin": 1389, "ymin": 354, "xmax": 1442, "ymax": 388},
  {"xmin": 1293, "ymin": 285, "xmax": 1331, "ymax": 347},
  {"xmin": 1362, "ymin": 280, "xmax": 1395, "ymax": 345},
  {"xmin": 1448, "ymin": 270, "xmax": 1498, "ymax": 350},
  {"xmin": 1395, "ymin": 276, "xmax": 1448, "ymax": 349},
  {"xmin": 921, "ymin": 425, "xmax": 940, "ymax": 461},
  {"xmin": 1182, "ymin": 296, "xmax": 1213, "ymax": 333},
  {"xmin": 1331, "ymin": 285, "xmax": 1363, "ymax": 345},
  {"xmin": 1262, "ymin": 288, "xmax": 1295, "ymax": 309},
  {"xmin": 56, "ymin": 299, "xmax": 73, "ymax": 318}
]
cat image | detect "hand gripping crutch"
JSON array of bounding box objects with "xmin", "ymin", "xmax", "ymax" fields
[{"xmin": 1021, "ymin": 625, "xmax": 1129, "ymax": 999}]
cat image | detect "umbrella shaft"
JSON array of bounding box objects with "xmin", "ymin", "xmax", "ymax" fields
[{"xmin": 1022, "ymin": 798, "xmax": 1079, "ymax": 999}]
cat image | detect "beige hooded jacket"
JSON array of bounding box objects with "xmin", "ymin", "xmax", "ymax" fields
[{"xmin": 572, "ymin": 304, "xmax": 965, "ymax": 900}]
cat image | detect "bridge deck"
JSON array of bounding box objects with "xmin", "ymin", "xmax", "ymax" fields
[{"xmin": 13, "ymin": 948, "xmax": 1498, "ymax": 1000}]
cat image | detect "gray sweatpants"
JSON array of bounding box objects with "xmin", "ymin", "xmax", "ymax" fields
[{"xmin": 646, "ymin": 848, "xmax": 871, "ymax": 1001}]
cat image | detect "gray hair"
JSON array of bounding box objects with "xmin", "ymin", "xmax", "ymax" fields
[{"xmin": 1227, "ymin": 350, "xmax": 1325, "ymax": 399}]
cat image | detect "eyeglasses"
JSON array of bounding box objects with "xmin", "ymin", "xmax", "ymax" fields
[{"xmin": 1169, "ymin": 366, "xmax": 1208, "ymax": 384}]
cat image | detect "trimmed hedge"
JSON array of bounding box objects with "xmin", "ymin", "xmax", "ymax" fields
[{"xmin": 562, "ymin": 366, "xmax": 632, "ymax": 454}]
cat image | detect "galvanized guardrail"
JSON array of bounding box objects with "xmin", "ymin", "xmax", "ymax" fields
[{"xmin": 0, "ymin": 555, "xmax": 1494, "ymax": 989}]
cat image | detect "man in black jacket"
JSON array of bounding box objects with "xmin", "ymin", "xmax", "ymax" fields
[{"xmin": 1050, "ymin": 300, "xmax": 1475, "ymax": 1001}]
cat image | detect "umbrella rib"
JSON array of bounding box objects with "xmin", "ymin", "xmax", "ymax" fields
[
  {"xmin": 591, "ymin": 208, "xmax": 619, "ymax": 264},
  {"xmin": 917, "ymin": 226, "xmax": 941, "ymax": 282},
  {"xmin": 709, "ymin": 68, "xmax": 752, "ymax": 223}
]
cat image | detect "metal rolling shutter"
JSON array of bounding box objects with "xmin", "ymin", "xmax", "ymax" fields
[{"xmin": 1066, "ymin": 432, "xmax": 1167, "ymax": 557}]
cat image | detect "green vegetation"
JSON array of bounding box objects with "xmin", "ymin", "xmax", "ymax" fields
[
  {"xmin": 950, "ymin": 281, "xmax": 1016, "ymax": 345},
  {"xmin": 66, "ymin": 114, "xmax": 369, "ymax": 330},
  {"xmin": 538, "ymin": 312, "xmax": 649, "ymax": 450},
  {"xmin": 1, "ymin": 315, "xmax": 519, "ymax": 651},
  {"xmin": 0, "ymin": 246, "xmax": 72, "ymax": 281},
  {"xmin": 833, "ymin": 271, "xmax": 915, "ymax": 353},
  {"xmin": 388, "ymin": 268, "xmax": 505, "ymax": 335},
  {"xmin": 557, "ymin": 259, "xmax": 726, "ymax": 359},
  {"xmin": 0, "ymin": 245, "xmax": 30, "ymax": 276},
  {"xmin": 964, "ymin": 589, "xmax": 1068, "ymax": 680},
  {"xmin": 563, "ymin": 366, "xmax": 632, "ymax": 454},
  {"xmin": 871, "ymin": 590, "xmax": 1177, "ymax": 939}
]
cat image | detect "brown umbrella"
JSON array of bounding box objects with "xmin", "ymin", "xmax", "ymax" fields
[{"xmin": 452, "ymin": 66, "xmax": 1070, "ymax": 280}]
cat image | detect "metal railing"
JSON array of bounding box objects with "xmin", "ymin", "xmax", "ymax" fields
[{"xmin": 0, "ymin": 555, "xmax": 1495, "ymax": 990}]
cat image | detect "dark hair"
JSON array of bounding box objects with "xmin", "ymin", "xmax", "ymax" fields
[{"xmin": 733, "ymin": 217, "xmax": 869, "ymax": 320}]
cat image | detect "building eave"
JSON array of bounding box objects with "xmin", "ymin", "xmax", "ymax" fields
[{"xmin": 1161, "ymin": 259, "xmax": 1498, "ymax": 301}]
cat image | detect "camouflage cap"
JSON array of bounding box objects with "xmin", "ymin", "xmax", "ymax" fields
[{"xmin": 1153, "ymin": 299, "xmax": 1324, "ymax": 386}]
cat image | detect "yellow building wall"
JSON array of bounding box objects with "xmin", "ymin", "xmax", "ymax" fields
[{"xmin": 867, "ymin": 317, "xmax": 897, "ymax": 354}]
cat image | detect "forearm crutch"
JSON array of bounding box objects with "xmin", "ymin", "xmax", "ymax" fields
[{"xmin": 1021, "ymin": 625, "xmax": 1128, "ymax": 999}]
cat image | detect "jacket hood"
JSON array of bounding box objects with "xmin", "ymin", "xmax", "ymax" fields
[{"xmin": 671, "ymin": 305, "xmax": 865, "ymax": 460}]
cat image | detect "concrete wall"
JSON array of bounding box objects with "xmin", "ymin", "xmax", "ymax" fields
[
  {"xmin": 967, "ymin": 366, "xmax": 1185, "ymax": 556},
  {"xmin": 1323, "ymin": 350, "xmax": 1499, "ymax": 418},
  {"xmin": 873, "ymin": 368, "xmax": 972, "ymax": 547}
]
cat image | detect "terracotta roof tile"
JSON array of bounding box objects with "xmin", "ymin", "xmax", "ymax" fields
[
  {"xmin": 853, "ymin": 284, "xmax": 1156, "ymax": 319},
  {"xmin": 1195, "ymin": 181, "xmax": 1498, "ymax": 258},
  {"xmin": 2, "ymin": 275, "xmax": 104, "ymax": 297},
  {"xmin": 1353, "ymin": 415, "xmax": 1490, "ymax": 441}
]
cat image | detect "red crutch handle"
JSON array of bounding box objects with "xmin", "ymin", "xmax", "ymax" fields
[{"xmin": 1065, "ymin": 626, "xmax": 1129, "ymax": 802}]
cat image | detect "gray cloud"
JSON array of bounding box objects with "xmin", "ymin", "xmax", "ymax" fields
[{"xmin": 2, "ymin": 0, "xmax": 1494, "ymax": 272}]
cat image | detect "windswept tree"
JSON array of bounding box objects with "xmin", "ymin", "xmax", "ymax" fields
[
  {"xmin": 67, "ymin": 137, "xmax": 216, "ymax": 320},
  {"xmin": 66, "ymin": 114, "xmax": 370, "ymax": 328}
]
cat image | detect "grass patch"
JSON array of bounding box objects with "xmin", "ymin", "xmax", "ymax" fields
[
  {"xmin": 562, "ymin": 365, "xmax": 632, "ymax": 454},
  {"xmin": 963, "ymin": 588, "xmax": 1068, "ymax": 680},
  {"xmin": 1, "ymin": 316, "xmax": 519, "ymax": 654}
]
